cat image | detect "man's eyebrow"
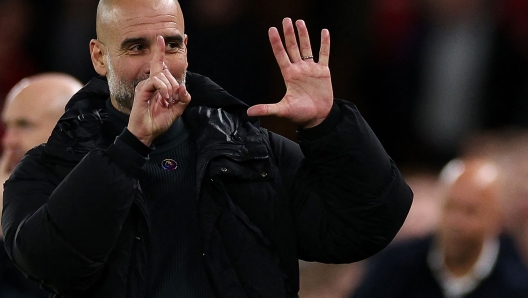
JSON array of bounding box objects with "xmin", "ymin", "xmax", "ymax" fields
[
  {"xmin": 164, "ymin": 35, "xmax": 184, "ymax": 45},
  {"xmin": 120, "ymin": 37, "xmax": 149, "ymax": 49},
  {"xmin": 120, "ymin": 35, "xmax": 184, "ymax": 49}
]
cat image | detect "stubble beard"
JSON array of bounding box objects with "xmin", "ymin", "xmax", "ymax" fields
[{"xmin": 106, "ymin": 59, "xmax": 187, "ymax": 113}]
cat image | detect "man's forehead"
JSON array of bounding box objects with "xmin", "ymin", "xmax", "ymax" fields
[
  {"xmin": 97, "ymin": 0, "xmax": 184, "ymax": 40},
  {"xmin": 101, "ymin": 2, "xmax": 181, "ymax": 21}
]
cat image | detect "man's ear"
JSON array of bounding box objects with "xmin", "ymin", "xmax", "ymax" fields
[
  {"xmin": 184, "ymin": 34, "xmax": 189, "ymax": 68},
  {"xmin": 90, "ymin": 39, "xmax": 108, "ymax": 76}
]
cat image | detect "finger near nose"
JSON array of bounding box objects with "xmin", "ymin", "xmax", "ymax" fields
[{"xmin": 150, "ymin": 35, "xmax": 166, "ymax": 74}]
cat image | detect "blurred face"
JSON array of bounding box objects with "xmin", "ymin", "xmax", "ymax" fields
[
  {"xmin": 439, "ymin": 177, "xmax": 499, "ymax": 261},
  {"xmin": 91, "ymin": 0, "xmax": 188, "ymax": 112},
  {"xmin": 1, "ymin": 89, "xmax": 61, "ymax": 171}
]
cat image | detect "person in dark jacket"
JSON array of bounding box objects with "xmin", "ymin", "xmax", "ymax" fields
[
  {"xmin": 353, "ymin": 158, "xmax": 528, "ymax": 298},
  {"xmin": 1, "ymin": 0, "xmax": 413, "ymax": 297},
  {"xmin": 0, "ymin": 73, "xmax": 83, "ymax": 298}
]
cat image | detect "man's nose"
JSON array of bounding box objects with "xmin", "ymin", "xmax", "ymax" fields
[{"xmin": 143, "ymin": 62, "xmax": 152, "ymax": 76}]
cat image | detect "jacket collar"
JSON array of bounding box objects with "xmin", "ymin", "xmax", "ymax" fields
[
  {"xmin": 43, "ymin": 72, "xmax": 266, "ymax": 163},
  {"xmin": 64, "ymin": 72, "xmax": 253, "ymax": 118}
]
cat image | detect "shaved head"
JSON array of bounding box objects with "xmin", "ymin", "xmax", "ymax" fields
[
  {"xmin": 5, "ymin": 73, "xmax": 82, "ymax": 113},
  {"xmin": 439, "ymin": 158, "xmax": 503, "ymax": 236},
  {"xmin": 90, "ymin": 0, "xmax": 188, "ymax": 113},
  {"xmin": 96, "ymin": 0, "xmax": 184, "ymax": 44},
  {"xmin": 2, "ymin": 73, "xmax": 83, "ymax": 171},
  {"xmin": 438, "ymin": 158, "xmax": 504, "ymax": 274}
]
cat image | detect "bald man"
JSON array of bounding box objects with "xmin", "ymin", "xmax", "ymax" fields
[
  {"xmin": 353, "ymin": 158, "xmax": 528, "ymax": 298},
  {"xmin": 1, "ymin": 73, "xmax": 83, "ymax": 174},
  {"xmin": 0, "ymin": 73, "xmax": 81, "ymax": 298},
  {"xmin": 1, "ymin": 0, "xmax": 412, "ymax": 297},
  {"xmin": 0, "ymin": 73, "xmax": 82, "ymax": 222}
]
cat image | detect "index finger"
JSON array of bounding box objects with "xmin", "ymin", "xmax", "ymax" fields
[
  {"xmin": 150, "ymin": 35, "xmax": 166, "ymax": 75},
  {"xmin": 269, "ymin": 27, "xmax": 291, "ymax": 70}
]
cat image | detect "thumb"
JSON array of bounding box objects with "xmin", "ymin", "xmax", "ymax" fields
[{"xmin": 247, "ymin": 104, "xmax": 280, "ymax": 117}]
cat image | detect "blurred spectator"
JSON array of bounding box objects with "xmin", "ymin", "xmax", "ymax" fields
[
  {"xmin": 352, "ymin": 158, "xmax": 528, "ymax": 298},
  {"xmin": 358, "ymin": 0, "xmax": 528, "ymax": 171},
  {"xmin": 0, "ymin": 73, "xmax": 82, "ymax": 298}
]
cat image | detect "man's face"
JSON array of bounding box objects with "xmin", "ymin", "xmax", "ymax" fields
[
  {"xmin": 96, "ymin": 0, "xmax": 188, "ymax": 111},
  {"xmin": 1, "ymin": 90, "xmax": 61, "ymax": 171},
  {"xmin": 439, "ymin": 178, "xmax": 499, "ymax": 259}
]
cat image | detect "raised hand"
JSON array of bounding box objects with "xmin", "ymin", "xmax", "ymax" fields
[
  {"xmin": 127, "ymin": 35, "xmax": 191, "ymax": 146},
  {"xmin": 247, "ymin": 18, "xmax": 333, "ymax": 128}
]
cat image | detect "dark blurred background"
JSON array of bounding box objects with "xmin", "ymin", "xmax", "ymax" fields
[
  {"xmin": 2, "ymin": 1, "xmax": 528, "ymax": 296},
  {"xmin": 3, "ymin": 0, "xmax": 528, "ymax": 172}
]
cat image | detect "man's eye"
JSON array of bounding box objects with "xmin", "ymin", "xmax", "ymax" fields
[
  {"xmin": 166, "ymin": 42, "xmax": 182, "ymax": 51},
  {"xmin": 129, "ymin": 45, "xmax": 144, "ymax": 51}
]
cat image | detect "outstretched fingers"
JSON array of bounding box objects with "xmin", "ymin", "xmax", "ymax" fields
[
  {"xmin": 318, "ymin": 29, "xmax": 330, "ymax": 67},
  {"xmin": 269, "ymin": 27, "xmax": 291, "ymax": 70},
  {"xmin": 282, "ymin": 18, "xmax": 301, "ymax": 63},
  {"xmin": 296, "ymin": 20, "xmax": 313, "ymax": 61}
]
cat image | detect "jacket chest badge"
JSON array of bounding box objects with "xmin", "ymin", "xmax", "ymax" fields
[{"xmin": 161, "ymin": 159, "xmax": 178, "ymax": 171}]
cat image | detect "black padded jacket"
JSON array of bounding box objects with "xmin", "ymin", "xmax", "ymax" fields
[{"xmin": 2, "ymin": 73, "xmax": 413, "ymax": 298}]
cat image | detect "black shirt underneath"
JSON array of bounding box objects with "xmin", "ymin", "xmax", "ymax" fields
[{"xmin": 106, "ymin": 99, "xmax": 216, "ymax": 298}]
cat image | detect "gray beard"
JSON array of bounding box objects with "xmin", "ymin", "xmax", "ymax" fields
[{"xmin": 107, "ymin": 63, "xmax": 187, "ymax": 112}]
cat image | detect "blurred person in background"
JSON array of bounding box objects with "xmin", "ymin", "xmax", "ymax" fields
[
  {"xmin": 0, "ymin": 73, "xmax": 83, "ymax": 192},
  {"xmin": 352, "ymin": 158, "xmax": 528, "ymax": 298},
  {"xmin": 0, "ymin": 73, "xmax": 82, "ymax": 298}
]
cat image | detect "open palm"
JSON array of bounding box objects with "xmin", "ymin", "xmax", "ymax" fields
[{"xmin": 247, "ymin": 18, "xmax": 333, "ymax": 128}]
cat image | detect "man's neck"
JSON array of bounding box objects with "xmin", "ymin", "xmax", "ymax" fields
[{"xmin": 428, "ymin": 236, "xmax": 500, "ymax": 297}]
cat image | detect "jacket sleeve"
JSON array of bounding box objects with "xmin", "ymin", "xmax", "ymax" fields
[
  {"xmin": 268, "ymin": 99, "xmax": 413, "ymax": 263},
  {"xmin": 1, "ymin": 130, "xmax": 147, "ymax": 295}
]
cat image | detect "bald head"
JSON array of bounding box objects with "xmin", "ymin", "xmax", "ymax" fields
[
  {"xmin": 96, "ymin": 0, "xmax": 184, "ymax": 44},
  {"xmin": 2, "ymin": 73, "xmax": 83, "ymax": 171},
  {"xmin": 439, "ymin": 158, "xmax": 502, "ymax": 231},
  {"xmin": 438, "ymin": 158, "xmax": 503, "ymax": 266},
  {"xmin": 440, "ymin": 158, "xmax": 500, "ymax": 194},
  {"xmin": 5, "ymin": 73, "xmax": 82, "ymax": 114},
  {"xmin": 90, "ymin": 0, "xmax": 188, "ymax": 113}
]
